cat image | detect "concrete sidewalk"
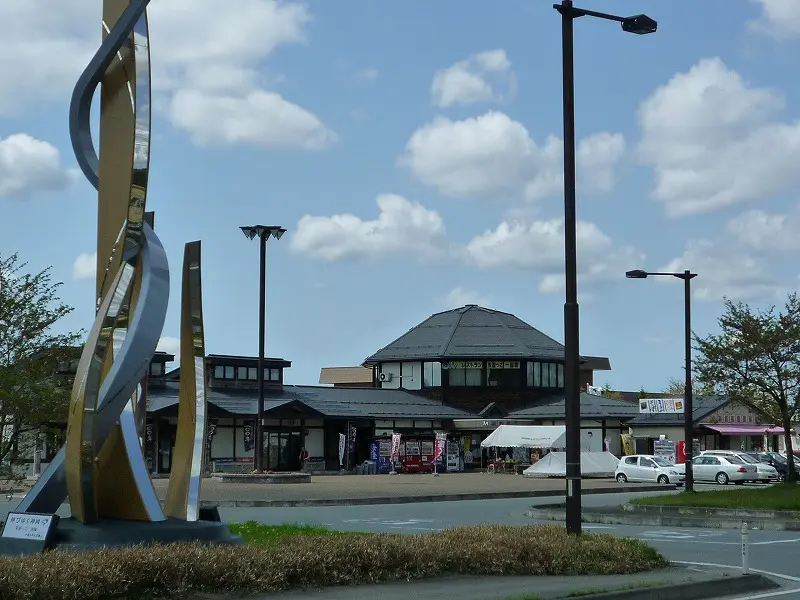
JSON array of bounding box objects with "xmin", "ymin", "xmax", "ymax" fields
[
  {"xmin": 148, "ymin": 475, "xmax": 671, "ymax": 507},
  {"xmin": 199, "ymin": 566, "xmax": 777, "ymax": 600}
]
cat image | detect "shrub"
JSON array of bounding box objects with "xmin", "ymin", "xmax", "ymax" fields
[{"xmin": 0, "ymin": 524, "xmax": 667, "ymax": 600}]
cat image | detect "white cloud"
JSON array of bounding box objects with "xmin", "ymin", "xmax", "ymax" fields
[
  {"xmin": 290, "ymin": 194, "xmax": 447, "ymax": 262},
  {"xmin": 637, "ymin": 57, "xmax": 800, "ymax": 217},
  {"xmin": 443, "ymin": 287, "xmax": 490, "ymax": 308},
  {"xmin": 0, "ymin": 134, "xmax": 74, "ymax": 199},
  {"xmin": 658, "ymin": 240, "xmax": 784, "ymax": 302},
  {"xmin": 169, "ymin": 90, "xmax": 337, "ymax": 150},
  {"xmin": 0, "ymin": 1, "xmax": 95, "ymax": 115},
  {"xmin": 0, "ymin": 1, "xmax": 336, "ymax": 150},
  {"xmin": 463, "ymin": 218, "xmax": 643, "ymax": 294},
  {"xmin": 726, "ymin": 207, "xmax": 800, "ymax": 253},
  {"xmin": 750, "ymin": 0, "xmax": 800, "ymax": 39},
  {"xmin": 400, "ymin": 111, "xmax": 625, "ymax": 201},
  {"xmin": 72, "ymin": 252, "xmax": 96, "ymax": 281},
  {"xmin": 148, "ymin": 0, "xmax": 336, "ymax": 150},
  {"xmin": 157, "ymin": 336, "xmax": 180, "ymax": 358},
  {"xmin": 431, "ymin": 49, "xmax": 516, "ymax": 108}
]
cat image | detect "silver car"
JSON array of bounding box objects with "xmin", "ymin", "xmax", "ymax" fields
[
  {"xmin": 702, "ymin": 450, "xmax": 779, "ymax": 483},
  {"xmin": 692, "ymin": 454, "xmax": 758, "ymax": 485}
]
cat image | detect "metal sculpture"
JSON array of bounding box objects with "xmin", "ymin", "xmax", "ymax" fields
[
  {"xmin": 164, "ymin": 241, "xmax": 208, "ymax": 521},
  {"xmin": 15, "ymin": 0, "xmax": 208, "ymax": 526}
]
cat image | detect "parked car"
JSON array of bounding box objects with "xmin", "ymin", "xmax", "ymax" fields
[
  {"xmin": 702, "ymin": 450, "xmax": 779, "ymax": 483},
  {"xmin": 746, "ymin": 452, "xmax": 789, "ymax": 482},
  {"xmin": 692, "ymin": 454, "xmax": 758, "ymax": 485},
  {"xmin": 615, "ymin": 455, "xmax": 684, "ymax": 485}
]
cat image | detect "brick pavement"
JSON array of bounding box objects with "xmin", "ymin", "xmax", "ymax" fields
[{"xmin": 150, "ymin": 473, "xmax": 669, "ymax": 507}]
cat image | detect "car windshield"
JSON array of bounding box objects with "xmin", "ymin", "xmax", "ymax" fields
[
  {"xmin": 652, "ymin": 457, "xmax": 673, "ymax": 467},
  {"xmin": 725, "ymin": 456, "xmax": 745, "ymax": 465},
  {"xmin": 771, "ymin": 454, "xmax": 788, "ymax": 463},
  {"xmin": 737, "ymin": 454, "xmax": 758, "ymax": 464}
]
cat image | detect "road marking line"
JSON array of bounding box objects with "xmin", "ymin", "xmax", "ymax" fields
[
  {"xmin": 674, "ymin": 561, "xmax": 800, "ymax": 583},
  {"xmin": 729, "ymin": 588, "xmax": 800, "ymax": 599}
]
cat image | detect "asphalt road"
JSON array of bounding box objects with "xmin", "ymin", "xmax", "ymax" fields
[
  {"xmin": 1, "ymin": 486, "xmax": 797, "ymax": 598},
  {"xmin": 215, "ymin": 491, "xmax": 800, "ymax": 599}
]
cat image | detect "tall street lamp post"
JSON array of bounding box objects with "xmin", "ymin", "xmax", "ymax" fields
[
  {"xmin": 626, "ymin": 269, "xmax": 698, "ymax": 492},
  {"xmin": 554, "ymin": 0, "xmax": 657, "ymax": 536},
  {"xmin": 240, "ymin": 225, "xmax": 286, "ymax": 473}
]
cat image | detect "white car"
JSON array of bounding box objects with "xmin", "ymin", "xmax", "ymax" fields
[
  {"xmin": 692, "ymin": 454, "xmax": 758, "ymax": 485},
  {"xmin": 701, "ymin": 450, "xmax": 778, "ymax": 483},
  {"xmin": 615, "ymin": 455, "xmax": 685, "ymax": 485}
]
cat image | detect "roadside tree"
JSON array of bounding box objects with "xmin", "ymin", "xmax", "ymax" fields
[
  {"xmin": 0, "ymin": 253, "xmax": 82, "ymax": 471},
  {"xmin": 694, "ymin": 293, "xmax": 800, "ymax": 481}
]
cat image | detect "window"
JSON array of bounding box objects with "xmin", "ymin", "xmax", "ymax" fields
[
  {"xmin": 639, "ymin": 457, "xmax": 655, "ymax": 467},
  {"xmin": 624, "ymin": 457, "xmax": 637, "ymax": 465},
  {"xmin": 486, "ymin": 361, "xmax": 521, "ymax": 387},
  {"xmin": 526, "ymin": 361, "xmax": 565, "ymax": 388},
  {"xmin": 248, "ymin": 367, "xmax": 258, "ymax": 380},
  {"xmin": 526, "ymin": 362, "xmax": 541, "ymax": 387},
  {"xmin": 238, "ymin": 366, "xmax": 248, "ymax": 380},
  {"xmin": 447, "ymin": 361, "xmax": 482, "ymax": 386},
  {"xmin": 214, "ymin": 365, "xmax": 235, "ymax": 379},
  {"xmin": 423, "ymin": 362, "xmax": 442, "ymax": 387},
  {"xmin": 150, "ymin": 362, "xmax": 164, "ymax": 376},
  {"xmin": 270, "ymin": 368, "xmax": 281, "ymax": 381}
]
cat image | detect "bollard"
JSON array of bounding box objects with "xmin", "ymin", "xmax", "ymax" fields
[{"xmin": 741, "ymin": 522, "xmax": 749, "ymax": 575}]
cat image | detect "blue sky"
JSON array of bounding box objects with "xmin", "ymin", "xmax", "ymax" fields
[{"xmin": 1, "ymin": 0, "xmax": 800, "ymax": 391}]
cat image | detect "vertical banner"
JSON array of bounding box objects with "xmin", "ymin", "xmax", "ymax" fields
[
  {"xmin": 433, "ymin": 432, "xmax": 447, "ymax": 464},
  {"xmin": 620, "ymin": 433, "xmax": 634, "ymax": 456},
  {"xmin": 348, "ymin": 424, "xmax": 357, "ymax": 467},
  {"xmin": 242, "ymin": 420, "xmax": 254, "ymax": 452},
  {"xmin": 144, "ymin": 422, "xmax": 155, "ymax": 471},
  {"xmin": 205, "ymin": 418, "xmax": 219, "ymax": 473},
  {"xmin": 390, "ymin": 433, "xmax": 402, "ymax": 462},
  {"xmin": 338, "ymin": 433, "xmax": 346, "ymax": 467}
]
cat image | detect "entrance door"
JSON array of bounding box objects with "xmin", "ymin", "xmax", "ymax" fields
[{"xmin": 265, "ymin": 430, "xmax": 302, "ymax": 471}]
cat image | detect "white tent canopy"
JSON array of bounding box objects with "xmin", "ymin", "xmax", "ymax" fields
[
  {"xmin": 522, "ymin": 452, "xmax": 619, "ymax": 478},
  {"xmin": 480, "ymin": 425, "xmax": 566, "ymax": 449}
]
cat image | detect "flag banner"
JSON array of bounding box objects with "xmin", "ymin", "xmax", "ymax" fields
[
  {"xmin": 242, "ymin": 421, "xmax": 255, "ymax": 452},
  {"xmin": 390, "ymin": 433, "xmax": 402, "ymax": 462},
  {"xmin": 339, "ymin": 433, "xmax": 346, "ymax": 466},
  {"xmin": 433, "ymin": 432, "xmax": 447, "ymax": 463}
]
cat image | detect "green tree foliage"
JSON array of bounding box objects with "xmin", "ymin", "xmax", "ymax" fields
[
  {"xmin": 694, "ymin": 293, "xmax": 800, "ymax": 481},
  {"xmin": 0, "ymin": 254, "xmax": 83, "ymax": 468}
]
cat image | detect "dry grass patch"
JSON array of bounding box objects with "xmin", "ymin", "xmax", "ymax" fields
[{"xmin": 0, "ymin": 524, "xmax": 667, "ymax": 600}]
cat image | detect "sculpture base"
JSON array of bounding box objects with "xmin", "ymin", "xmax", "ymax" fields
[{"xmin": 0, "ymin": 516, "xmax": 242, "ymax": 557}]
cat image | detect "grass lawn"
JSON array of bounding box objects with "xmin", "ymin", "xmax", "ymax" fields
[
  {"xmin": 631, "ymin": 483, "xmax": 800, "ymax": 510},
  {"xmin": 0, "ymin": 522, "xmax": 668, "ymax": 600}
]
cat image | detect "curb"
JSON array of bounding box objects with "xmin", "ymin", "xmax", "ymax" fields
[
  {"xmin": 527, "ymin": 504, "xmax": 800, "ymax": 531},
  {"xmin": 557, "ymin": 574, "xmax": 777, "ymax": 600},
  {"xmin": 199, "ymin": 485, "xmax": 673, "ymax": 508}
]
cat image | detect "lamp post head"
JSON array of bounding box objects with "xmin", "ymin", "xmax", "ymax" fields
[
  {"xmin": 621, "ymin": 14, "xmax": 657, "ymax": 35},
  {"xmin": 625, "ymin": 269, "xmax": 649, "ymax": 279},
  {"xmin": 240, "ymin": 225, "xmax": 287, "ymax": 241}
]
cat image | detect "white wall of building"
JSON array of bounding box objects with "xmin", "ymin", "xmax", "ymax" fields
[{"xmin": 380, "ymin": 362, "xmax": 401, "ymax": 389}]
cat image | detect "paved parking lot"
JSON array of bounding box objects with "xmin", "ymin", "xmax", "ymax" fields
[{"xmin": 147, "ymin": 473, "xmax": 671, "ymax": 503}]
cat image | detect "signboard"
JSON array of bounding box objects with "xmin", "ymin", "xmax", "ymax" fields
[
  {"xmin": 639, "ymin": 398, "xmax": 684, "ymax": 414},
  {"xmin": 390, "ymin": 433, "xmax": 401, "ymax": 462},
  {"xmin": 2, "ymin": 513, "xmax": 58, "ymax": 541},
  {"xmin": 442, "ymin": 361, "xmax": 483, "ymax": 370},
  {"xmin": 486, "ymin": 361, "xmax": 521, "ymax": 369},
  {"xmin": 338, "ymin": 433, "xmax": 346, "ymax": 467}
]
